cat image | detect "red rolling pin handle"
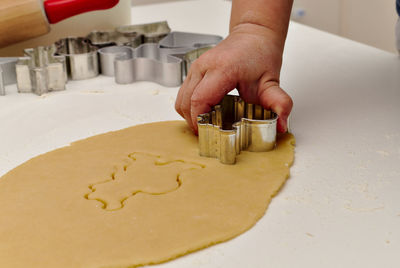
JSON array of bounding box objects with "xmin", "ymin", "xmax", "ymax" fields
[{"xmin": 44, "ymin": 0, "xmax": 120, "ymax": 24}]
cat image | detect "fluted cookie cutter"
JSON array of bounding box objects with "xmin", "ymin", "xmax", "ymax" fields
[
  {"xmin": 87, "ymin": 21, "xmax": 171, "ymax": 48},
  {"xmin": 98, "ymin": 31, "xmax": 222, "ymax": 86},
  {"xmin": 197, "ymin": 95, "xmax": 278, "ymax": 165},
  {"xmin": 0, "ymin": 58, "xmax": 18, "ymax": 96},
  {"xmin": 54, "ymin": 37, "xmax": 99, "ymax": 80},
  {"xmin": 16, "ymin": 46, "xmax": 67, "ymax": 96}
]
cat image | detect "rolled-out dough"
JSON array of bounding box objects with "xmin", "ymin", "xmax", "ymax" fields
[{"xmin": 0, "ymin": 121, "xmax": 295, "ymax": 268}]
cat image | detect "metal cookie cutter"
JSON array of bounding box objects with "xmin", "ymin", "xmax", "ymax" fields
[
  {"xmin": 16, "ymin": 46, "xmax": 67, "ymax": 96},
  {"xmin": 197, "ymin": 95, "xmax": 278, "ymax": 165},
  {"xmin": 99, "ymin": 44, "xmax": 192, "ymax": 86},
  {"xmin": 87, "ymin": 21, "xmax": 171, "ymax": 48},
  {"xmin": 159, "ymin": 31, "xmax": 223, "ymax": 49},
  {"xmin": 182, "ymin": 46, "xmax": 214, "ymax": 79},
  {"xmin": 116, "ymin": 21, "xmax": 172, "ymax": 44},
  {"xmin": 86, "ymin": 30, "xmax": 142, "ymax": 49},
  {"xmin": 0, "ymin": 58, "xmax": 18, "ymax": 96},
  {"xmin": 98, "ymin": 31, "xmax": 223, "ymax": 87},
  {"xmin": 55, "ymin": 37, "xmax": 99, "ymax": 80},
  {"xmin": 159, "ymin": 32, "xmax": 222, "ymax": 78}
]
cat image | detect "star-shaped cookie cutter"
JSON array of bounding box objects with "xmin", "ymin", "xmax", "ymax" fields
[
  {"xmin": 98, "ymin": 31, "xmax": 223, "ymax": 87},
  {"xmin": 197, "ymin": 95, "xmax": 278, "ymax": 165}
]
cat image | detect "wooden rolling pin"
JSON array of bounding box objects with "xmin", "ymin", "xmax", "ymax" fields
[{"xmin": 0, "ymin": 0, "xmax": 119, "ymax": 48}]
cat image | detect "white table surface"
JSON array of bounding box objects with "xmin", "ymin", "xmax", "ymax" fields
[{"xmin": 1, "ymin": 0, "xmax": 400, "ymax": 267}]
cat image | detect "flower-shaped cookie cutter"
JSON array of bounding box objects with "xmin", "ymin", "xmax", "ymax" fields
[{"xmin": 197, "ymin": 95, "xmax": 278, "ymax": 165}]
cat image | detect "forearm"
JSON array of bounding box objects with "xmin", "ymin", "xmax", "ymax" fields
[{"xmin": 230, "ymin": 0, "xmax": 293, "ymax": 47}]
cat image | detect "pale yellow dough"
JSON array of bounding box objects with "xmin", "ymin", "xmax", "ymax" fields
[{"xmin": 0, "ymin": 121, "xmax": 295, "ymax": 268}]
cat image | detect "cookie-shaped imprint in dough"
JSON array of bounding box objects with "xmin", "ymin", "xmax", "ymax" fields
[
  {"xmin": 0, "ymin": 121, "xmax": 295, "ymax": 268},
  {"xmin": 85, "ymin": 152, "xmax": 204, "ymax": 211}
]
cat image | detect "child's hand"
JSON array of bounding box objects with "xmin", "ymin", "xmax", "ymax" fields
[{"xmin": 175, "ymin": 23, "xmax": 293, "ymax": 134}]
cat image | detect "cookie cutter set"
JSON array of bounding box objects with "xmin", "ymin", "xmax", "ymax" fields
[
  {"xmin": 98, "ymin": 32, "xmax": 222, "ymax": 86},
  {"xmin": 0, "ymin": 21, "xmax": 222, "ymax": 96},
  {"xmin": 198, "ymin": 95, "xmax": 278, "ymax": 164}
]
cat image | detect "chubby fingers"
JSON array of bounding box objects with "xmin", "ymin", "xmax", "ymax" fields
[
  {"xmin": 175, "ymin": 67, "xmax": 235, "ymax": 133},
  {"xmin": 257, "ymin": 81, "xmax": 293, "ymax": 133},
  {"xmin": 189, "ymin": 70, "xmax": 236, "ymax": 133},
  {"xmin": 175, "ymin": 68, "xmax": 204, "ymax": 130}
]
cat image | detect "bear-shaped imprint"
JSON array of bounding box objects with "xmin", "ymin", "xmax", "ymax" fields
[{"xmin": 85, "ymin": 152, "xmax": 204, "ymax": 211}]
